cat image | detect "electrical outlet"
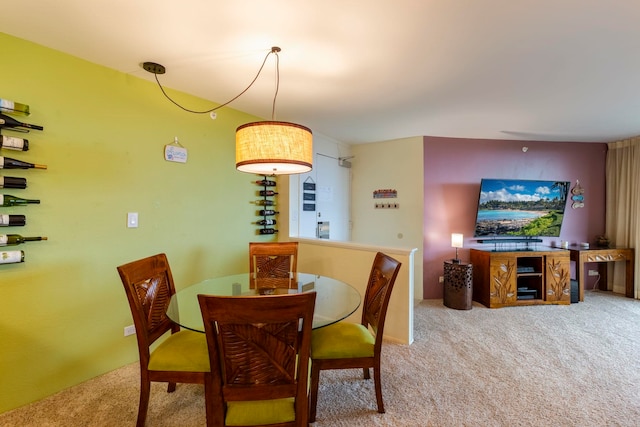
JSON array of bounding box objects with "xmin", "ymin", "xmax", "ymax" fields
[
  {"xmin": 588, "ymin": 270, "xmax": 599, "ymax": 276},
  {"xmin": 124, "ymin": 325, "xmax": 136, "ymax": 336},
  {"xmin": 439, "ymin": 276, "xmax": 445, "ymax": 283}
]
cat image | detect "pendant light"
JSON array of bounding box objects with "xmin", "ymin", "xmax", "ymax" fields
[
  {"xmin": 142, "ymin": 46, "xmax": 312, "ymax": 175},
  {"xmin": 235, "ymin": 47, "xmax": 312, "ymax": 175}
]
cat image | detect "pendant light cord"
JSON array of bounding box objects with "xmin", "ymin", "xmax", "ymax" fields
[
  {"xmin": 271, "ymin": 51, "xmax": 279, "ymax": 120},
  {"xmin": 151, "ymin": 47, "xmax": 281, "ymax": 116}
]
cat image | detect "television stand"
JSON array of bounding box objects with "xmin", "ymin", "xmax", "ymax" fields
[{"xmin": 470, "ymin": 247, "xmax": 571, "ymax": 308}]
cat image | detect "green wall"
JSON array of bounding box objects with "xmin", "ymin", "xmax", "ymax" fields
[{"xmin": 0, "ymin": 32, "xmax": 271, "ymax": 412}]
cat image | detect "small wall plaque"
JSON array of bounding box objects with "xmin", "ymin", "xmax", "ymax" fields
[
  {"xmin": 164, "ymin": 137, "xmax": 187, "ymax": 163},
  {"xmin": 373, "ymin": 189, "xmax": 397, "ymax": 198}
]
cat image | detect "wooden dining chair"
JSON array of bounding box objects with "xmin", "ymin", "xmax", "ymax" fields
[
  {"xmin": 198, "ymin": 292, "xmax": 316, "ymax": 427},
  {"xmin": 249, "ymin": 241, "xmax": 298, "ymax": 289},
  {"xmin": 309, "ymin": 252, "xmax": 401, "ymax": 422},
  {"xmin": 117, "ymin": 253, "xmax": 210, "ymax": 427}
]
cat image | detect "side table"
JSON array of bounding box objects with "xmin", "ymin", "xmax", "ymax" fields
[
  {"xmin": 443, "ymin": 260, "xmax": 473, "ymax": 310},
  {"xmin": 568, "ymin": 246, "xmax": 635, "ymax": 301}
]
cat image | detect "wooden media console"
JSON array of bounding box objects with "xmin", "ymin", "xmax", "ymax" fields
[{"xmin": 470, "ymin": 247, "xmax": 571, "ymax": 308}]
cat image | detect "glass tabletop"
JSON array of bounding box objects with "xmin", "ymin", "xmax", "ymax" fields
[{"xmin": 166, "ymin": 272, "xmax": 361, "ymax": 332}]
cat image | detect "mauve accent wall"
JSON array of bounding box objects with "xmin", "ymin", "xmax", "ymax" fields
[{"xmin": 423, "ymin": 136, "xmax": 607, "ymax": 299}]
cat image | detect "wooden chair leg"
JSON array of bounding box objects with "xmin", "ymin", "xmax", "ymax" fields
[
  {"xmin": 137, "ymin": 379, "xmax": 151, "ymax": 427},
  {"xmin": 203, "ymin": 374, "xmax": 214, "ymax": 427},
  {"xmin": 309, "ymin": 365, "xmax": 321, "ymax": 422},
  {"xmin": 363, "ymin": 367, "xmax": 370, "ymax": 379},
  {"xmin": 203, "ymin": 373, "xmax": 225, "ymax": 427},
  {"xmin": 373, "ymin": 364, "xmax": 385, "ymax": 414},
  {"xmin": 167, "ymin": 382, "xmax": 176, "ymax": 393}
]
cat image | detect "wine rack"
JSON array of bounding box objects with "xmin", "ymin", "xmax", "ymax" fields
[
  {"xmin": 0, "ymin": 98, "xmax": 46, "ymax": 265},
  {"xmin": 255, "ymin": 175, "xmax": 278, "ymax": 235}
]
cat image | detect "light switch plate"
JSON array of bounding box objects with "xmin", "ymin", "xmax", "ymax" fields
[{"xmin": 127, "ymin": 212, "xmax": 138, "ymax": 228}]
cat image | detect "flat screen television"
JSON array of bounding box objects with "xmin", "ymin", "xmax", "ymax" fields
[{"xmin": 473, "ymin": 179, "xmax": 570, "ymax": 238}]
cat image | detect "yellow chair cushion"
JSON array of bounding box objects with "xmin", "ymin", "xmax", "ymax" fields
[
  {"xmin": 224, "ymin": 358, "xmax": 310, "ymax": 425},
  {"xmin": 226, "ymin": 398, "xmax": 295, "ymax": 426},
  {"xmin": 148, "ymin": 330, "xmax": 210, "ymax": 372},
  {"xmin": 311, "ymin": 322, "xmax": 375, "ymax": 359}
]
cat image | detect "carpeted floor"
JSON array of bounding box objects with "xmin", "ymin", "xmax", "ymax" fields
[{"xmin": 1, "ymin": 291, "xmax": 639, "ymax": 426}]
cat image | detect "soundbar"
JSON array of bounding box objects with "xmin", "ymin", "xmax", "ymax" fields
[{"xmin": 476, "ymin": 238, "xmax": 543, "ymax": 243}]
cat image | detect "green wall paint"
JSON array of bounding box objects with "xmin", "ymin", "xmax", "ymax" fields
[{"xmin": 0, "ymin": 32, "xmax": 272, "ymax": 412}]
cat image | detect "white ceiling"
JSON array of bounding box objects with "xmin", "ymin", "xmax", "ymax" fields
[{"xmin": 3, "ymin": 1, "xmax": 640, "ymax": 144}]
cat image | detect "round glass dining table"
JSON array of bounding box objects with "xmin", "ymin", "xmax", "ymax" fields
[{"xmin": 166, "ymin": 272, "xmax": 361, "ymax": 332}]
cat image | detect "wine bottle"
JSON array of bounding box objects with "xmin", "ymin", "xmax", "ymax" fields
[
  {"xmin": 0, "ymin": 156, "xmax": 47, "ymax": 169},
  {"xmin": 1, "ymin": 194, "xmax": 40, "ymax": 207},
  {"xmin": 259, "ymin": 190, "xmax": 278, "ymax": 196},
  {"xmin": 1, "ymin": 134, "xmax": 29, "ymax": 151},
  {"xmin": 0, "ymin": 250, "xmax": 24, "ymax": 264},
  {"xmin": 0, "ymin": 113, "xmax": 43, "ymax": 131},
  {"xmin": 254, "ymin": 200, "xmax": 275, "ymax": 206},
  {"xmin": 0, "ymin": 214, "xmax": 26, "ymax": 226},
  {"xmin": 0, "ymin": 234, "xmax": 47, "ymax": 246},
  {"xmin": 256, "ymin": 219, "xmax": 276, "ymax": 226},
  {"xmin": 258, "ymin": 210, "xmax": 279, "ymax": 216},
  {"xmin": 259, "ymin": 228, "xmax": 278, "ymax": 235},
  {"xmin": 256, "ymin": 179, "xmax": 276, "ymax": 186},
  {"xmin": 0, "ymin": 99, "xmax": 30, "ymax": 116},
  {"xmin": 0, "ymin": 176, "xmax": 27, "ymax": 189}
]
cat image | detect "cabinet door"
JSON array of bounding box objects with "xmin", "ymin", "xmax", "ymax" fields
[
  {"xmin": 489, "ymin": 256, "xmax": 517, "ymax": 306},
  {"xmin": 545, "ymin": 254, "xmax": 571, "ymax": 302}
]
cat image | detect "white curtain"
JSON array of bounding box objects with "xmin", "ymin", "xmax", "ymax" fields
[{"xmin": 605, "ymin": 137, "xmax": 640, "ymax": 298}]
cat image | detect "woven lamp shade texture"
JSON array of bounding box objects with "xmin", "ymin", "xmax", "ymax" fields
[{"xmin": 236, "ymin": 121, "xmax": 313, "ymax": 175}]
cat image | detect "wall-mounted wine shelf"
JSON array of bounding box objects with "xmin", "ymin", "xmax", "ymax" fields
[
  {"xmin": 255, "ymin": 175, "xmax": 278, "ymax": 235},
  {"xmin": 0, "ymin": 98, "xmax": 47, "ymax": 264}
]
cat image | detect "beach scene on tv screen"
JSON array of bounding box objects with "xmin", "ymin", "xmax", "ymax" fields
[{"xmin": 474, "ymin": 179, "xmax": 570, "ymax": 237}]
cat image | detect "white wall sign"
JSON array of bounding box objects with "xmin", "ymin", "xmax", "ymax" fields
[{"xmin": 164, "ymin": 144, "xmax": 188, "ymax": 163}]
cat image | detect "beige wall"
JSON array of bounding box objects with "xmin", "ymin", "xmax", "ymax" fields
[
  {"xmin": 350, "ymin": 137, "xmax": 424, "ymax": 300},
  {"xmin": 295, "ymin": 238, "xmax": 416, "ymax": 344}
]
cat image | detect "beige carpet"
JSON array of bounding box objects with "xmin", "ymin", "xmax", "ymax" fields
[{"xmin": 1, "ymin": 291, "xmax": 639, "ymax": 426}]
